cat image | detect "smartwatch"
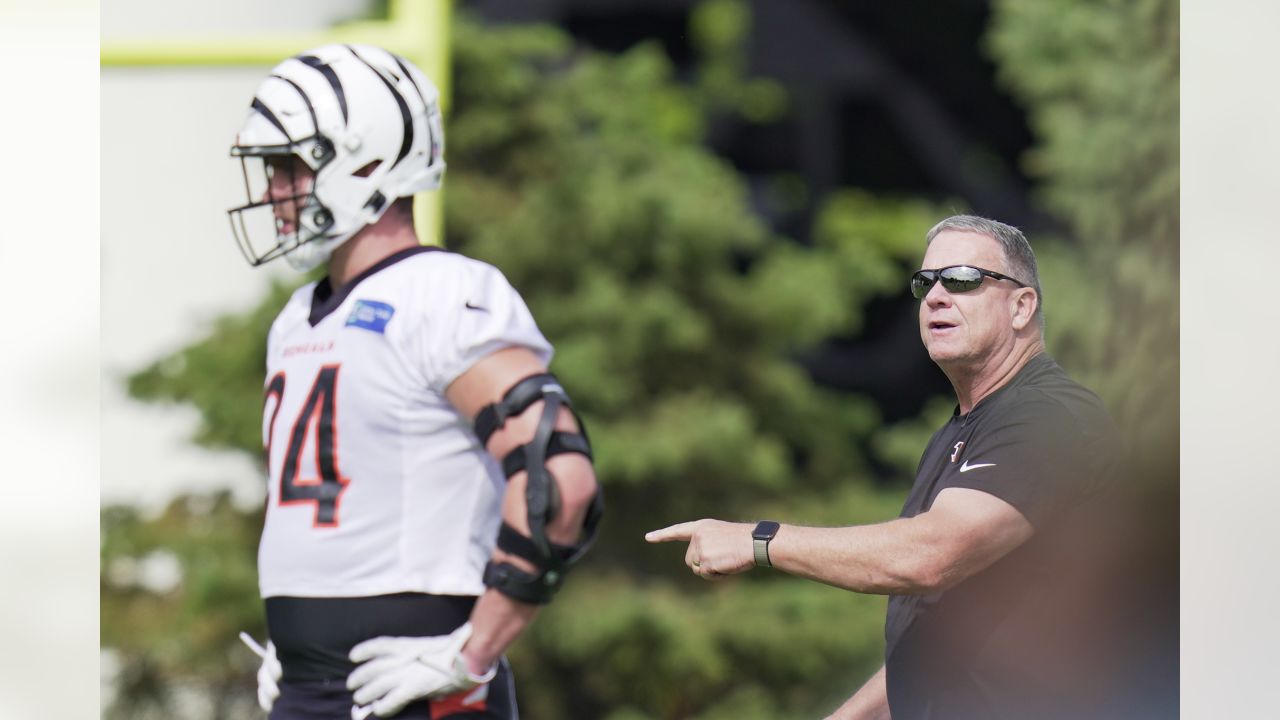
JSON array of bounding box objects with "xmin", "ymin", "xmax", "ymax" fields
[{"xmin": 752, "ymin": 521, "xmax": 781, "ymax": 568}]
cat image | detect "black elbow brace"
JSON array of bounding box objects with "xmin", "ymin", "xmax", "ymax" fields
[
  {"xmin": 474, "ymin": 373, "xmax": 604, "ymax": 605},
  {"xmin": 482, "ymin": 523, "xmax": 577, "ymax": 604}
]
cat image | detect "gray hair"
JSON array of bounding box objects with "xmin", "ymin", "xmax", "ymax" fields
[{"xmin": 924, "ymin": 214, "xmax": 1043, "ymax": 328}]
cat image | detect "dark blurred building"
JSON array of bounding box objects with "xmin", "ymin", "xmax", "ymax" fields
[{"xmin": 466, "ymin": 0, "xmax": 1048, "ymax": 428}]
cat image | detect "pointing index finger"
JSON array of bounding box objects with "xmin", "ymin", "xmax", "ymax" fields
[{"xmin": 645, "ymin": 522, "xmax": 696, "ymax": 543}]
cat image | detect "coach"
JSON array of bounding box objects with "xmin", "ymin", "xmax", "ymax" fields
[{"xmin": 647, "ymin": 215, "xmax": 1121, "ymax": 719}]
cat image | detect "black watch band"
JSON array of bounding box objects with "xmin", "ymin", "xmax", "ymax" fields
[{"xmin": 752, "ymin": 521, "xmax": 781, "ymax": 568}]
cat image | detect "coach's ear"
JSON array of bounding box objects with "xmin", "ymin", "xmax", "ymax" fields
[{"xmin": 1010, "ymin": 287, "xmax": 1038, "ymax": 331}]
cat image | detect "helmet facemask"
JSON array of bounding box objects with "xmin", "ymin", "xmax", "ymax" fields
[
  {"xmin": 228, "ymin": 136, "xmax": 339, "ymax": 271},
  {"xmin": 226, "ymin": 45, "xmax": 446, "ymax": 272}
]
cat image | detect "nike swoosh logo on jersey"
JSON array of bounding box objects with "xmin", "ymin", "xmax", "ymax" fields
[
  {"xmin": 959, "ymin": 460, "xmax": 996, "ymax": 472},
  {"xmin": 464, "ymin": 301, "xmax": 488, "ymax": 312}
]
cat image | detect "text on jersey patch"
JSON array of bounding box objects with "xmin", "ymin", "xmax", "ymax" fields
[{"xmin": 346, "ymin": 299, "xmax": 396, "ymax": 334}]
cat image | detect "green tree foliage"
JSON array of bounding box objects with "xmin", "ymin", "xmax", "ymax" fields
[
  {"xmin": 127, "ymin": 279, "xmax": 304, "ymax": 454},
  {"xmin": 984, "ymin": 5, "xmax": 1179, "ymax": 660},
  {"xmin": 102, "ymin": 493, "xmax": 264, "ymax": 719},
  {"xmin": 428, "ymin": 21, "xmax": 947, "ymax": 713},
  {"xmin": 986, "ymin": 0, "xmax": 1179, "ymax": 483},
  {"xmin": 105, "ymin": 9, "xmax": 938, "ymax": 719}
]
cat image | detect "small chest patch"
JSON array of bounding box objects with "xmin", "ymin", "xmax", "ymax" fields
[{"xmin": 345, "ymin": 299, "xmax": 395, "ymax": 334}]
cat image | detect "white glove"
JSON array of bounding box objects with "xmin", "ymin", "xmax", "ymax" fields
[
  {"xmin": 346, "ymin": 622, "xmax": 498, "ymax": 718},
  {"xmin": 239, "ymin": 632, "xmax": 283, "ymax": 713}
]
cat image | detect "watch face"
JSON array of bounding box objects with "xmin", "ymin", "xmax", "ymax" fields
[{"xmin": 752, "ymin": 520, "xmax": 781, "ymax": 540}]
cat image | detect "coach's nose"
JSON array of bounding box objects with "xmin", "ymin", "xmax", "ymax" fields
[{"xmin": 925, "ymin": 279, "xmax": 953, "ymax": 308}]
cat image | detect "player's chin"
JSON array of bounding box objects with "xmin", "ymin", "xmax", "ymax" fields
[{"xmin": 925, "ymin": 341, "xmax": 967, "ymax": 364}]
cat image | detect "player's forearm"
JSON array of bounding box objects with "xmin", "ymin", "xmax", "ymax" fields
[
  {"xmin": 462, "ymin": 506, "xmax": 542, "ymax": 674},
  {"xmin": 462, "ymin": 589, "xmax": 539, "ymax": 673},
  {"xmin": 768, "ymin": 519, "xmax": 944, "ymax": 594},
  {"xmin": 828, "ymin": 665, "xmax": 891, "ymax": 720},
  {"xmin": 463, "ymin": 457, "xmax": 597, "ymax": 671}
]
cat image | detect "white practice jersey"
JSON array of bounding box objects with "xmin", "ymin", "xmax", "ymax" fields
[{"xmin": 257, "ymin": 247, "xmax": 552, "ymax": 599}]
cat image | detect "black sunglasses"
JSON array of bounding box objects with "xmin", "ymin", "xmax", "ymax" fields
[{"xmin": 910, "ymin": 265, "xmax": 1028, "ymax": 299}]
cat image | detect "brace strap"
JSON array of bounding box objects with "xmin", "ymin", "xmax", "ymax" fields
[{"xmin": 473, "ymin": 373, "xmax": 566, "ymax": 447}]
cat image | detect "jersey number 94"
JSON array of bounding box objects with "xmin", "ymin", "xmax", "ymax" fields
[{"xmin": 264, "ymin": 365, "xmax": 350, "ymax": 527}]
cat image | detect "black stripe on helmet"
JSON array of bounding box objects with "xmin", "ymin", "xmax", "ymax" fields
[
  {"xmin": 391, "ymin": 54, "xmax": 436, "ymax": 161},
  {"xmin": 297, "ymin": 55, "xmax": 349, "ymax": 126},
  {"xmin": 250, "ymin": 97, "xmax": 290, "ymax": 140},
  {"xmin": 392, "ymin": 55, "xmax": 427, "ymax": 107},
  {"xmin": 345, "ymin": 45, "xmax": 413, "ymax": 169},
  {"xmin": 271, "ymin": 74, "xmax": 321, "ymax": 138}
]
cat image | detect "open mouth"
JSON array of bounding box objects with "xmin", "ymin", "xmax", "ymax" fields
[{"xmin": 929, "ymin": 321, "xmax": 957, "ymax": 331}]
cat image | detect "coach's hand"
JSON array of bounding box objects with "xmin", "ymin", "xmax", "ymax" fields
[
  {"xmin": 238, "ymin": 632, "xmax": 282, "ymax": 712},
  {"xmin": 645, "ymin": 519, "xmax": 755, "ymax": 580},
  {"xmin": 347, "ymin": 622, "xmax": 497, "ymax": 718}
]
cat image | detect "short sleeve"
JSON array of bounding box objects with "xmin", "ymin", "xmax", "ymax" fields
[
  {"xmin": 427, "ymin": 261, "xmax": 553, "ymax": 390},
  {"xmin": 943, "ymin": 396, "xmax": 1086, "ymax": 527}
]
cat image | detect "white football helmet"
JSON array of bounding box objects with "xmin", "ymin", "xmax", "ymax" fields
[{"xmin": 227, "ymin": 44, "xmax": 446, "ymax": 271}]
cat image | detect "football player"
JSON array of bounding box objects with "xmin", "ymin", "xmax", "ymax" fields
[{"xmin": 228, "ymin": 44, "xmax": 602, "ymax": 719}]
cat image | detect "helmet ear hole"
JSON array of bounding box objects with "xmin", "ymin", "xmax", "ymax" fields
[{"xmin": 352, "ymin": 160, "xmax": 382, "ymax": 178}]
